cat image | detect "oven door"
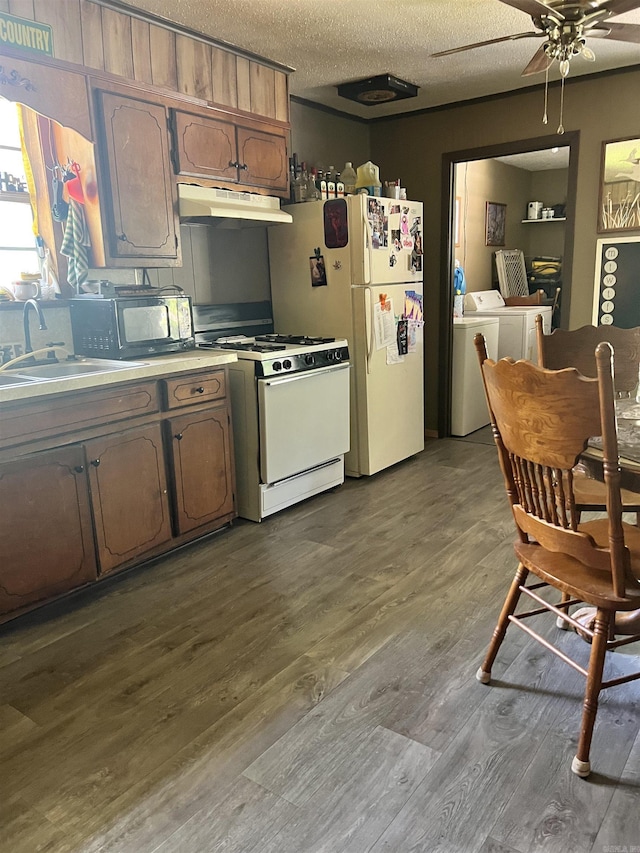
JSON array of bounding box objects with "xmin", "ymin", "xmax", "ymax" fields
[{"xmin": 258, "ymin": 363, "xmax": 350, "ymax": 484}]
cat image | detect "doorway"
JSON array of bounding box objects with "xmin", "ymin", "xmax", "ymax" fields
[{"xmin": 438, "ymin": 132, "xmax": 580, "ymax": 437}]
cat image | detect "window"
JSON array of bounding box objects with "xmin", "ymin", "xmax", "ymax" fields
[{"xmin": 0, "ymin": 98, "xmax": 39, "ymax": 294}]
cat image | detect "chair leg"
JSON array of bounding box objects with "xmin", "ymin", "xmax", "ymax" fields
[
  {"xmin": 477, "ymin": 563, "xmax": 528, "ymax": 684},
  {"xmin": 571, "ymin": 608, "xmax": 610, "ymax": 778},
  {"xmin": 557, "ymin": 592, "xmax": 571, "ymax": 630}
]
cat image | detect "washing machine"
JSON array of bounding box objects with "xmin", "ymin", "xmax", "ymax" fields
[
  {"xmin": 464, "ymin": 290, "xmax": 552, "ymax": 362},
  {"xmin": 451, "ymin": 315, "xmax": 499, "ymax": 437}
]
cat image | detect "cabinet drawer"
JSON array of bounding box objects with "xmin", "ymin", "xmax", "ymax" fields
[
  {"xmin": 163, "ymin": 371, "xmax": 226, "ymax": 409},
  {"xmin": 0, "ymin": 381, "xmax": 159, "ymax": 451}
]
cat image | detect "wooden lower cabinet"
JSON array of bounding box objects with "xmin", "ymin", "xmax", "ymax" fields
[
  {"xmin": 85, "ymin": 423, "xmax": 172, "ymax": 574},
  {"xmin": 0, "ymin": 369, "xmax": 236, "ymax": 620},
  {"xmin": 167, "ymin": 404, "xmax": 235, "ymax": 534},
  {"xmin": 0, "ymin": 446, "xmax": 97, "ymax": 615}
]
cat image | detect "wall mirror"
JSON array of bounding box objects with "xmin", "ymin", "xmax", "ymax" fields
[{"xmin": 598, "ymin": 137, "xmax": 640, "ymax": 233}]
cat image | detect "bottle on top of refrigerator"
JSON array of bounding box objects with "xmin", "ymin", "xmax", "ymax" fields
[
  {"xmin": 292, "ymin": 164, "xmax": 306, "ymax": 203},
  {"xmin": 336, "ymin": 174, "xmax": 345, "ymax": 198},
  {"xmin": 341, "ymin": 162, "xmax": 357, "ymax": 195},
  {"xmin": 355, "ymin": 160, "xmax": 382, "ymax": 196},
  {"xmin": 317, "ymin": 170, "xmax": 328, "ymax": 200},
  {"xmin": 306, "ymin": 168, "xmax": 321, "ymax": 201},
  {"xmin": 326, "ymin": 166, "xmax": 336, "ymax": 199}
]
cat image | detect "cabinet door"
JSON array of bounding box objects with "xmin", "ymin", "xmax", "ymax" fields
[
  {"xmin": 85, "ymin": 423, "xmax": 172, "ymax": 574},
  {"xmin": 0, "ymin": 446, "xmax": 96, "ymax": 615},
  {"xmin": 172, "ymin": 110, "xmax": 238, "ymax": 182},
  {"xmin": 96, "ymin": 90, "xmax": 180, "ymax": 264},
  {"xmin": 236, "ymin": 125, "xmax": 288, "ymax": 191},
  {"xmin": 167, "ymin": 405, "xmax": 235, "ymax": 535}
]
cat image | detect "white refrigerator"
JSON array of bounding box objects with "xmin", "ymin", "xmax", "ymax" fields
[{"xmin": 268, "ymin": 194, "xmax": 424, "ymax": 477}]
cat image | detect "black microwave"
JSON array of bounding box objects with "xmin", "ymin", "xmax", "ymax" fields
[{"xmin": 70, "ymin": 295, "xmax": 195, "ymax": 359}]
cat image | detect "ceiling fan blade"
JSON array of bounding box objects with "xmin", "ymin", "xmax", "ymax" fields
[
  {"xmin": 432, "ymin": 31, "xmax": 543, "ymax": 57},
  {"xmin": 604, "ymin": 0, "xmax": 640, "ymax": 15},
  {"xmin": 521, "ymin": 44, "xmax": 554, "ymax": 75},
  {"xmin": 497, "ymin": 0, "xmax": 563, "ymax": 18},
  {"xmin": 600, "ymin": 21, "xmax": 640, "ymax": 41}
]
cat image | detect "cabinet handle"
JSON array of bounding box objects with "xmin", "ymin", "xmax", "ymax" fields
[
  {"xmin": 91, "ymin": 458, "xmax": 101, "ymax": 467},
  {"xmin": 175, "ymin": 433, "xmax": 183, "ymax": 441},
  {"xmin": 74, "ymin": 465, "xmax": 85, "ymax": 473},
  {"xmin": 194, "ymin": 386, "xmax": 205, "ymax": 394}
]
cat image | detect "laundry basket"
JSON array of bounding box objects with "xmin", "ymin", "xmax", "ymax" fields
[{"xmin": 495, "ymin": 249, "xmax": 529, "ymax": 298}]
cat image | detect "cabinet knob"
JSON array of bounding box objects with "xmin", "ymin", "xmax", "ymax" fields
[
  {"xmin": 229, "ymin": 160, "xmax": 239, "ymax": 169},
  {"xmin": 117, "ymin": 233, "xmax": 127, "ymax": 242},
  {"xmin": 175, "ymin": 433, "xmax": 183, "ymax": 441},
  {"xmin": 195, "ymin": 386, "xmax": 205, "ymax": 394},
  {"xmin": 91, "ymin": 458, "xmax": 101, "ymax": 467},
  {"xmin": 239, "ymin": 163, "xmax": 248, "ymax": 171},
  {"xmin": 74, "ymin": 465, "xmax": 85, "ymax": 474}
]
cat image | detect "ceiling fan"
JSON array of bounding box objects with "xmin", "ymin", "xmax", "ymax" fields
[{"xmin": 433, "ymin": 0, "xmax": 640, "ymax": 131}]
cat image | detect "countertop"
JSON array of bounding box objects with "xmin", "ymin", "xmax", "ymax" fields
[{"xmin": 0, "ymin": 350, "xmax": 237, "ymax": 405}]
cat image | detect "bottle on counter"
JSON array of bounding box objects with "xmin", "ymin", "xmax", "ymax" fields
[{"xmin": 341, "ymin": 162, "xmax": 357, "ymax": 195}]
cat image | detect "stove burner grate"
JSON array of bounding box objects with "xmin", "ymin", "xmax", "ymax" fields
[
  {"xmin": 199, "ymin": 341, "xmax": 287, "ymax": 353},
  {"xmin": 255, "ymin": 334, "xmax": 336, "ymax": 345}
]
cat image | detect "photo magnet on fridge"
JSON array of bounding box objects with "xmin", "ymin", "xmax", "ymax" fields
[
  {"xmin": 397, "ymin": 318, "xmax": 408, "ymax": 355},
  {"xmin": 310, "ymin": 255, "xmax": 327, "ymax": 287}
]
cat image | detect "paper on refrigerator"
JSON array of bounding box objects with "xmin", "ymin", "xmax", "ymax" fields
[{"xmin": 374, "ymin": 297, "xmax": 396, "ymax": 349}]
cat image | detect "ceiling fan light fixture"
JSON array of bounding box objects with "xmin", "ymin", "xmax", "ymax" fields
[{"xmin": 337, "ymin": 74, "xmax": 419, "ymax": 106}]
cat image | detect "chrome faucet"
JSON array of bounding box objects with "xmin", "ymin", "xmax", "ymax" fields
[{"xmin": 23, "ymin": 298, "xmax": 48, "ymax": 354}]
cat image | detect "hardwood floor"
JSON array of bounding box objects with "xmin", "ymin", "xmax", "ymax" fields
[{"xmin": 2, "ymin": 433, "xmax": 639, "ymax": 852}]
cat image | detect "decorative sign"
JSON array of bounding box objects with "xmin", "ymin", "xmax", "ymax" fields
[{"xmin": 0, "ymin": 12, "xmax": 54, "ymax": 57}]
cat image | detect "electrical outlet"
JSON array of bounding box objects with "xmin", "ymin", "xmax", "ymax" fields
[{"xmin": 0, "ymin": 342, "xmax": 24, "ymax": 363}]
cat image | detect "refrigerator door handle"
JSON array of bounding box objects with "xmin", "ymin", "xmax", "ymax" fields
[
  {"xmin": 362, "ymin": 207, "xmax": 372, "ymax": 286},
  {"xmin": 365, "ymin": 285, "xmax": 374, "ymax": 374}
]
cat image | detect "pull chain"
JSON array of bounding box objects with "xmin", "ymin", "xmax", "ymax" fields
[
  {"xmin": 542, "ymin": 65, "xmax": 549, "ymax": 125},
  {"xmin": 557, "ymin": 76, "xmax": 565, "ymax": 135}
]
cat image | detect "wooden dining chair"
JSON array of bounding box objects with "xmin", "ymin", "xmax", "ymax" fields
[
  {"xmin": 474, "ymin": 334, "xmax": 640, "ymax": 777},
  {"xmin": 536, "ymin": 315, "xmax": 640, "ymax": 523}
]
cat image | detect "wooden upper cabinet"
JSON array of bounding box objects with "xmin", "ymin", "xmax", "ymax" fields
[
  {"xmin": 172, "ymin": 110, "xmax": 238, "ymax": 183},
  {"xmin": 172, "ymin": 108, "xmax": 288, "ymax": 193},
  {"xmin": 95, "ymin": 89, "xmax": 181, "ymax": 265},
  {"xmin": 236, "ymin": 125, "xmax": 288, "ymax": 191}
]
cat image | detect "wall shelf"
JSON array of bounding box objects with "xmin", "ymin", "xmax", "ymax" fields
[{"xmin": 521, "ymin": 217, "xmax": 566, "ymax": 223}]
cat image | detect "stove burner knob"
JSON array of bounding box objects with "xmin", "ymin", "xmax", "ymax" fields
[
  {"xmin": 283, "ymin": 358, "xmax": 292, "ymax": 370},
  {"xmin": 273, "ymin": 361, "xmax": 282, "ymax": 371},
  {"xmin": 326, "ymin": 350, "xmax": 335, "ymax": 361},
  {"xmin": 305, "ymin": 354, "xmax": 315, "ymax": 366},
  {"xmin": 334, "ymin": 349, "xmax": 342, "ymax": 362}
]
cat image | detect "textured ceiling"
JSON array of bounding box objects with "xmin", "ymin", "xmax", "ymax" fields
[{"xmin": 125, "ymin": 0, "xmax": 640, "ymax": 118}]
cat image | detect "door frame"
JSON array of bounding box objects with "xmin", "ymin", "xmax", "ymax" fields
[{"xmin": 438, "ymin": 131, "xmax": 580, "ymax": 437}]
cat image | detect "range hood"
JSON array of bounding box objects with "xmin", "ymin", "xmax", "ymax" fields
[{"xmin": 178, "ymin": 184, "xmax": 293, "ymax": 227}]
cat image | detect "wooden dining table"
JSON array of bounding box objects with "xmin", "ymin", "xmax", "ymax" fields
[{"xmin": 580, "ymin": 396, "xmax": 640, "ymax": 636}]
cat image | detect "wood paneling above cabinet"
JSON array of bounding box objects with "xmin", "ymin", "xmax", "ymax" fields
[{"xmin": 8, "ymin": 0, "xmax": 290, "ymax": 123}]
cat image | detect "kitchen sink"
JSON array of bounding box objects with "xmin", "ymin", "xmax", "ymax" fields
[
  {"xmin": 0, "ymin": 374, "xmax": 42, "ymax": 387},
  {"xmin": 11, "ymin": 359, "xmax": 148, "ymax": 379}
]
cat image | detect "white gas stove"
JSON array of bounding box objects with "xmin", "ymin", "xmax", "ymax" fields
[{"xmin": 197, "ymin": 331, "xmax": 351, "ymax": 522}]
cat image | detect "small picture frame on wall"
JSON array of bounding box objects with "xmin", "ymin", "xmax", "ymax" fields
[
  {"xmin": 485, "ymin": 201, "xmax": 506, "ymax": 246},
  {"xmin": 598, "ymin": 137, "xmax": 640, "ymax": 232}
]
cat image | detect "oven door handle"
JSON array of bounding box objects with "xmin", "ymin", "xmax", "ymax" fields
[{"xmin": 261, "ymin": 364, "xmax": 349, "ymax": 386}]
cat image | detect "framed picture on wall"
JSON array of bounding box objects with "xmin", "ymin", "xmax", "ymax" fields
[
  {"xmin": 485, "ymin": 201, "xmax": 506, "ymax": 246},
  {"xmin": 598, "ymin": 137, "xmax": 640, "ymax": 232}
]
